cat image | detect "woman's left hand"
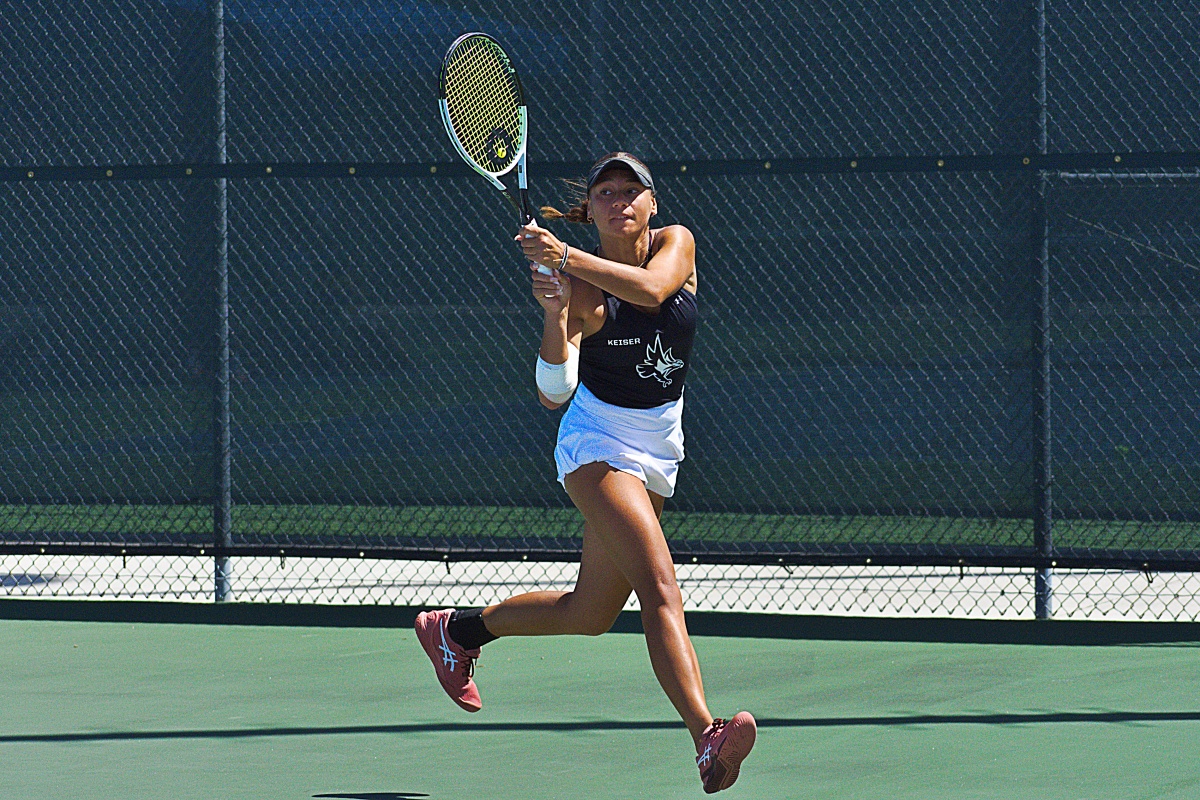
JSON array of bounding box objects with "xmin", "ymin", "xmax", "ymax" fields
[{"xmin": 515, "ymin": 220, "xmax": 565, "ymax": 270}]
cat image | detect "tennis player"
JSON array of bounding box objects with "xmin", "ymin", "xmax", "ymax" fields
[{"xmin": 416, "ymin": 153, "xmax": 755, "ymax": 793}]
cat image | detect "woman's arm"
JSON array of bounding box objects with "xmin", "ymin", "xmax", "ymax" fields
[
  {"xmin": 530, "ymin": 264, "xmax": 585, "ymax": 410},
  {"xmin": 567, "ymin": 225, "xmax": 695, "ymax": 306},
  {"xmin": 520, "ymin": 222, "xmax": 696, "ymax": 307}
]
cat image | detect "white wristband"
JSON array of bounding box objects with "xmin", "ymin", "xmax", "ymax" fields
[{"xmin": 536, "ymin": 343, "xmax": 579, "ymax": 403}]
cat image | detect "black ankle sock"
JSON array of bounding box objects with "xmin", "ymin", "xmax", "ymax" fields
[{"xmin": 447, "ymin": 608, "xmax": 498, "ymax": 651}]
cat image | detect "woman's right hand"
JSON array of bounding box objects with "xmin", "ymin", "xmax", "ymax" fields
[{"xmin": 531, "ymin": 263, "xmax": 571, "ymax": 315}]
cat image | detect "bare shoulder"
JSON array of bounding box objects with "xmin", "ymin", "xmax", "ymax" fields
[
  {"xmin": 569, "ymin": 274, "xmax": 605, "ymax": 309},
  {"xmin": 652, "ymin": 225, "xmax": 698, "ymax": 295},
  {"xmin": 652, "ymin": 224, "xmax": 695, "ymax": 251},
  {"xmin": 568, "ymin": 274, "xmax": 607, "ymax": 336}
]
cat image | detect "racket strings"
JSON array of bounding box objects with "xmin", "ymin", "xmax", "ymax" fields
[{"xmin": 444, "ymin": 38, "xmax": 522, "ymax": 171}]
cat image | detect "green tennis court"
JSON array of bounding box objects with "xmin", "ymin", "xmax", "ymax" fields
[{"xmin": 4, "ymin": 615, "xmax": 1199, "ymax": 799}]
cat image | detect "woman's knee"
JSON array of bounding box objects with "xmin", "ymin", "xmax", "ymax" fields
[
  {"xmin": 576, "ymin": 613, "xmax": 618, "ymax": 636},
  {"xmin": 573, "ymin": 606, "xmax": 622, "ymax": 636},
  {"xmin": 562, "ymin": 592, "xmax": 622, "ymax": 636},
  {"xmin": 634, "ymin": 577, "xmax": 684, "ymax": 613}
]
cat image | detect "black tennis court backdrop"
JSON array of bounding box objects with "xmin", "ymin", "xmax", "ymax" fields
[{"xmin": 0, "ymin": 1, "xmax": 1197, "ymax": 590}]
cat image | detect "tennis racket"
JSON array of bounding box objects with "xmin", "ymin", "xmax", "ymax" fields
[{"xmin": 438, "ymin": 32, "xmax": 552, "ymax": 275}]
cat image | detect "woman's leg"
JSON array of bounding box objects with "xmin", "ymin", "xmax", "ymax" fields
[
  {"xmin": 562, "ymin": 462, "xmax": 713, "ymax": 745},
  {"xmin": 481, "ymin": 524, "xmax": 633, "ymax": 637}
]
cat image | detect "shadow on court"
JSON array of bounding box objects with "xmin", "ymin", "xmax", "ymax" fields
[
  {"xmin": 6, "ymin": 710, "xmax": 1200, "ymax": 745},
  {"xmin": 313, "ymin": 794, "xmax": 430, "ymax": 799}
]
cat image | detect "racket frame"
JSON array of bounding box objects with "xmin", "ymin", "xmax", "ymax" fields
[
  {"xmin": 438, "ymin": 32, "xmax": 531, "ymax": 223},
  {"xmin": 439, "ymin": 32, "xmax": 548, "ymax": 272}
]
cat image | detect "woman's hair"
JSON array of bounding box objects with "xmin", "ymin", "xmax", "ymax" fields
[
  {"xmin": 539, "ymin": 152, "xmax": 651, "ymax": 224},
  {"xmin": 539, "ymin": 178, "xmax": 590, "ymax": 223}
]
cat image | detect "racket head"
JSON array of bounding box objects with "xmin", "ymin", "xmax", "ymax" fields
[{"xmin": 438, "ymin": 32, "xmax": 528, "ymax": 183}]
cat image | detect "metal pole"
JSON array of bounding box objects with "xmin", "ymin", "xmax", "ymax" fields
[
  {"xmin": 212, "ymin": 0, "xmax": 233, "ymax": 601},
  {"xmin": 589, "ymin": 0, "xmax": 609, "ymax": 153},
  {"xmin": 1032, "ymin": 0, "xmax": 1053, "ymax": 618}
]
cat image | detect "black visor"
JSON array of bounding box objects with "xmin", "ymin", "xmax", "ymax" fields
[{"xmin": 586, "ymin": 154, "xmax": 655, "ymax": 194}]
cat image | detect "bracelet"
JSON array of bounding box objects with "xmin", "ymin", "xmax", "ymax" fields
[{"xmin": 558, "ymin": 243, "xmax": 570, "ymax": 272}]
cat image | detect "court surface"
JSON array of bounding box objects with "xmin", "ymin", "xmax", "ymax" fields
[{"xmin": 3, "ymin": 617, "xmax": 1199, "ymax": 800}]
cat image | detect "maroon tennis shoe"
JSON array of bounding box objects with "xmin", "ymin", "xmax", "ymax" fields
[
  {"xmin": 414, "ymin": 609, "xmax": 482, "ymax": 712},
  {"xmin": 695, "ymin": 711, "xmax": 757, "ymax": 793}
]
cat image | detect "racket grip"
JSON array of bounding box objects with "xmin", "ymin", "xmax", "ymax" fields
[{"xmin": 536, "ymin": 265, "xmax": 553, "ymax": 275}]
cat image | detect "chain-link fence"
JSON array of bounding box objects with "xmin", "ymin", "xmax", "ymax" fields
[
  {"xmin": 1, "ymin": 1, "xmax": 1198, "ymax": 619},
  {"xmin": 6, "ymin": 554, "xmax": 1200, "ymax": 623}
]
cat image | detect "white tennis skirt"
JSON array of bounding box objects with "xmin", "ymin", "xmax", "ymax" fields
[{"xmin": 554, "ymin": 382, "xmax": 685, "ymax": 498}]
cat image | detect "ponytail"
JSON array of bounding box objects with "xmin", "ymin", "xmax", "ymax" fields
[
  {"xmin": 539, "ymin": 178, "xmax": 592, "ymax": 224},
  {"xmin": 540, "ymin": 199, "xmax": 590, "ymax": 223}
]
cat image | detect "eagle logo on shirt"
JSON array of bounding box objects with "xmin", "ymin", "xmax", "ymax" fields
[{"xmin": 637, "ymin": 333, "xmax": 684, "ymax": 386}]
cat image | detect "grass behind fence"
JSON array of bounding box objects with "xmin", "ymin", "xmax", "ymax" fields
[{"xmin": 1, "ymin": 505, "xmax": 1198, "ymax": 552}]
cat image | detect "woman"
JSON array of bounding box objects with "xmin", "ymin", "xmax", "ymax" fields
[{"xmin": 415, "ymin": 153, "xmax": 755, "ymax": 794}]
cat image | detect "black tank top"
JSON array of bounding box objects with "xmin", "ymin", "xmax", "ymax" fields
[{"xmin": 578, "ymin": 281, "xmax": 698, "ymax": 410}]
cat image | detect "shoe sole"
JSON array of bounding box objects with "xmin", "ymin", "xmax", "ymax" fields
[
  {"xmin": 704, "ymin": 713, "xmax": 757, "ymax": 794},
  {"xmin": 414, "ymin": 612, "xmax": 481, "ymax": 713}
]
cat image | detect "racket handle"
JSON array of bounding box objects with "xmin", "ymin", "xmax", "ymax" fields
[{"xmin": 522, "ymin": 215, "xmax": 552, "ymax": 275}]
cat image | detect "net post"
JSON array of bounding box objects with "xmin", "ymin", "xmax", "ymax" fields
[
  {"xmin": 1032, "ymin": 0, "xmax": 1053, "ymax": 619},
  {"xmin": 211, "ymin": 0, "xmax": 233, "ymax": 602}
]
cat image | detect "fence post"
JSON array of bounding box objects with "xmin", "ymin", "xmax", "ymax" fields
[
  {"xmin": 589, "ymin": 0, "xmax": 610, "ymax": 153},
  {"xmin": 1032, "ymin": 0, "xmax": 1053, "ymax": 618},
  {"xmin": 211, "ymin": 0, "xmax": 233, "ymax": 601}
]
